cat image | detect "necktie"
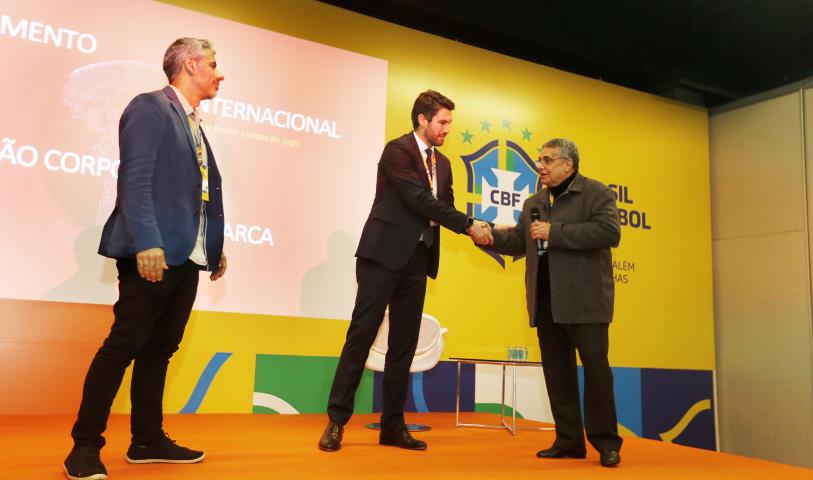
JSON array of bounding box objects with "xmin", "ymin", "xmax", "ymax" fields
[{"xmin": 425, "ymin": 147, "xmax": 434, "ymax": 184}]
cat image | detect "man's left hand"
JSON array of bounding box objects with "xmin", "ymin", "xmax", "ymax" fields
[
  {"xmin": 210, "ymin": 252, "xmax": 227, "ymax": 281},
  {"xmin": 530, "ymin": 221, "xmax": 550, "ymax": 241}
]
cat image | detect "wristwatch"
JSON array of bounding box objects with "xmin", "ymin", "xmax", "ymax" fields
[{"xmin": 464, "ymin": 216, "xmax": 475, "ymax": 233}]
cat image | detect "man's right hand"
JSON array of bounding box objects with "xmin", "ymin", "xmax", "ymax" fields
[
  {"xmin": 136, "ymin": 247, "xmax": 169, "ymax": 282},
  {"xmin": 467, "ymin": 221, "xmax": 494, "ymax": 246}
]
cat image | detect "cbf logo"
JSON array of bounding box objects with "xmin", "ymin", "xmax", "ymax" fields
[{"xmin": 459, "ymin": 119, "xmax": 541, "ymax": 267}]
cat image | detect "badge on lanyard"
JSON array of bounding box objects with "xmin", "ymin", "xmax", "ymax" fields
[
  {"xmin": 189, "ymin": 113, "xmax": 209, "ymax": 202},
  {"xmin": 200, "ymin": 164, "xmax": 209, "ymax": 201}
]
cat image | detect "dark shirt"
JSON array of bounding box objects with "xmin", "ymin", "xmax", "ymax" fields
[
  {"xmin": 549, "ymin": 172, "xmax": 576, "ymax": 200},
  {"xmin": 536, "ymin": 172, "xmax": 577, "ymax": 312}
]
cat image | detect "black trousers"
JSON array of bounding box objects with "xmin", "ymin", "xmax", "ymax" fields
[
  {"xmin": 71, "ymin": 259, "xmax": 200, "ymax": 449},
  {"xmin": 536, "ymin": 298, "xmax": 623, "ymax": 454},
  {"xmin": 327, "ymin": 244, "xmax": 429, "ymax": 429}
]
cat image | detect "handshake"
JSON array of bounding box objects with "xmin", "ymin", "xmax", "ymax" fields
[
  {"xmin": 466, "ymin": 220, "xmax": 494, "ymax": 246},
  {"xmin": 465, "ymin": 219, "xmax": 550, "ymax": 248}
]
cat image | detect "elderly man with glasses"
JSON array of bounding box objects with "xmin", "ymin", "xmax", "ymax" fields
[{"xmin": 481, "ymin": 137, "xmax": 623, "ymax": 468}]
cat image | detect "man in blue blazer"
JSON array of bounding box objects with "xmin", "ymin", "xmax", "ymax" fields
[{"xmin": 64, "ymin": 38, "xmax": 226, "ymax": 480}]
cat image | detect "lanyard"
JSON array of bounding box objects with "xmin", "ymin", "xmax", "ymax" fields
[{"xmin": 187, "ymin": 114, "xmax": 209, "ymax": 202}]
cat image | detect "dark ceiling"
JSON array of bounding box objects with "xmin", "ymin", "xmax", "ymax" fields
[{"xmin": 319, "ymin": 0, "xmax": 813, "ymax": 108}]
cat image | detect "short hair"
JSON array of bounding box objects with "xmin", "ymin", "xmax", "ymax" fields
[
  {"xmin": 411, "ymin": 90, "xmax": 455, "ymax": 129},
  {"xmin": 162, "ymin": 38, "xmax": 215, "ymax": 82},
  {"xmin": 543, "ymin": 138, "xmax": 580, "ymax": 171}
]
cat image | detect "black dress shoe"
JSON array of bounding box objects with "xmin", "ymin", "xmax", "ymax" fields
[
  {"xmin": 318, "ymin": 421, "xmax": 343, "ymax": 452},
  {"xmin": 600, "ymin": 450, "xmax": 621, "ymax": 467},
  {"xmin": 379, "ymin": 426, "xmax": 427, "ymax": 450},
  {"xmin": 535, "ymin": 446, "xmax": 586, "ymax": 459}
]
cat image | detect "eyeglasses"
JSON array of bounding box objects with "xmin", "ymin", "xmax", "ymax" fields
[{"xmin": 534, "ymin": 155, "xmax": 570, "ymax": 167}]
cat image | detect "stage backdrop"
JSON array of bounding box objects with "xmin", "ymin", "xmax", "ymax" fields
[{"xmin": 0, "ymin": 0, "xmax": 715, "ymax": 451}]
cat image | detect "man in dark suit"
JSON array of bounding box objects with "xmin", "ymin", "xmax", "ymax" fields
[
  {"xmin": 319, "ymin": 90, "xmax": 492, "ymax": 452},
  {"xmin": 483, "ymin": 138, "xmax": 623, "ymax": 467},
  {"xmin": 64, "ymin": 38, "xmax": 227, "ymax": 480}
]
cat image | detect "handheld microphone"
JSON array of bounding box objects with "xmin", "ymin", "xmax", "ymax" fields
[{"xmin": 530, "ymin": 207, "xmax": 545, "ymax": 256}]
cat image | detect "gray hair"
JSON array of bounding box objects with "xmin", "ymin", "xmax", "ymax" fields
[
  {"xmin": 162, "ymin": 38, "xmax": 215, "ymax": 82},
  {"xmin": 543, "ymin": 138, "xmax": 580, "ymax": 171}
]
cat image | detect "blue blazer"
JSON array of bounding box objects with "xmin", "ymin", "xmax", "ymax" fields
[{"xmin": 99, "ymin": 86, "xmax": 224, "ymax": 270}]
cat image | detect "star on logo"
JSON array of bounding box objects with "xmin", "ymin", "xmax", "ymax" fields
[{"xmin": 459, "ymin": 116, "xmax": 542, "ymax": 268}]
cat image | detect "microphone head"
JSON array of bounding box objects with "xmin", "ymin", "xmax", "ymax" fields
[{"xmin": 530, "ymin": 207, "xmax": 541, "ymax": 221}]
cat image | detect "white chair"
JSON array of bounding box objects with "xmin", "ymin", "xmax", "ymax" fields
[{"xmin": 365, "ymin": 312, "xmax": 448, "ymax": 431}]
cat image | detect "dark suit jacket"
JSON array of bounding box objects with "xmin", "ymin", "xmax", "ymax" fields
[
  {"xmin": 356, "ymin": 132, "xmax": 469, "ymax": 278},
  {"xmin": 489, "ymin": 173, "xmax": 620, "ymax": 326},
  {"xmin": 99, "ymin": 86, "xmax": 224, "ymax": 270}
]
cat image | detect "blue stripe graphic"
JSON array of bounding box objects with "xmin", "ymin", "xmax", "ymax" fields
[
  {"xmin": 179, "ymin": 352, "xmax": 232, "ymax": 414},
  {"xmin": 411, "ymin": 372, "xmax": 429, "ymax": 412}
]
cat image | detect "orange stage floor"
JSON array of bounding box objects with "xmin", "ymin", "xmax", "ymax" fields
[{"xmin": 0, "ymin": 413, "xmax": 810, "ymax": 480}]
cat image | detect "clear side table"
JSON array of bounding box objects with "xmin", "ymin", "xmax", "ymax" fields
[{"xmin": 451, "ymin": 357, "xmax": 554, "ymax": 435}]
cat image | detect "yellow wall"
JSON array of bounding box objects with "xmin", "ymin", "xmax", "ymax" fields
[{"xmin": 133, "ymin": 0, "xmax": 714, "ymax": 413}]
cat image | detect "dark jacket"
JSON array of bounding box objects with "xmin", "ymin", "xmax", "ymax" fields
[
  {"xmin": 489, "ymin": 173, "xmax": 620, "ymax": 326},
  {"xmin": 355, "ymin": 132, "xmax": 468, "ymax": 278}
]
